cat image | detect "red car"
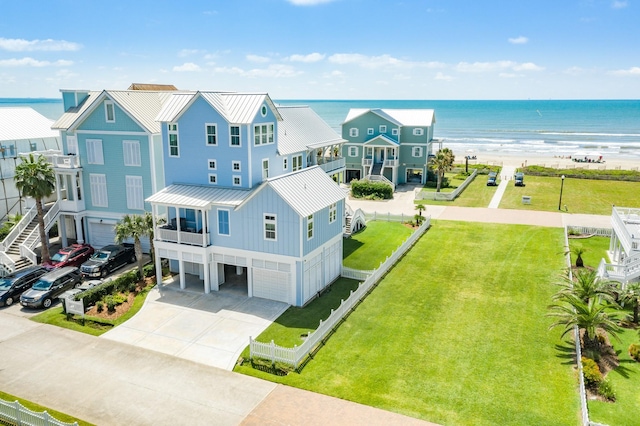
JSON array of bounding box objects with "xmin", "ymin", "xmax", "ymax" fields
[{"xmin": 43, "ymin": 244, "xmax": 94, "ymax": 271}]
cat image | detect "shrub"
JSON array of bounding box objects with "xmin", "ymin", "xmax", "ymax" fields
[
  {"xmin": 629, "ymin": 343, "xmax": 640, "ymax": 362},
  {"xmin": 350, "ymin": 180, "xmax": 393, "ymax": 200},
  {"xmin": 598, "ymin": 378, "xmax": 616, "ymax": 401},
  {"xmin": 581, "ymin": 356, "xmax": 603, "ymax": 388},
  {"xmin": 96, "ymin": 301, "xmax": 104, "ymax": 313},
  {"xmin": 104, "ymin": 294, "xmax": 127, "ymax": 312},
  {"xmin": 143, "ymin": 263, "xmax": 156, "ymax": 278}
]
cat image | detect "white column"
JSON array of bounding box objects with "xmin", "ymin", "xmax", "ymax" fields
[
  {"xmin": 155, "ymin": 250, "xmax": 163, "ymax": 291},
  {"xmin": 75, "ymin": 216, "xmax": 84, "ymax": 244},
  {"xmin": 202, "ymin": 209, "xmax": 207, "ymax": 247},
  {"xmin": 179, "ymin": 258, "xmax": 186, "ymax": 290},
  {"xmin": 203, "ymin": 259, "xmax": 211, "ymax": 294},
  {"xmin": 59, "ymin": 215, "xmax": 68, "ymax": 247}
]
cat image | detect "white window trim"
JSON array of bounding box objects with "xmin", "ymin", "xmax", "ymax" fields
[
  {"xmin": 379, "ymin": 125, "xmax": 387, "ymax": 133},
  {"xmin": 392, "ymin": 128, "xmax": 399, "ymax": 136},
  {"xmin": 292, "ymin": 155, "xmax": 303, "ymax": 172},
  {"xmin": 229, "ymin": 125, "xmax": 241, "ymax": 147},
  {"xmin": 217, "ymin": 209, "xmax": 230, "ymax": 236},
  {"xmin": 307, "ymin": 214, "xmax": 314, "ymax": 240},
  {"xmin": 329, "ymin": 203, "xmax": 337, "ymax": 223},
  {"xmin": 208, "ymin": 159, "xmax": 217, "ymax": 170},
  {"xmin": 283, "ymin": 157, "xmax": 288, "ymax": 171},
  {"xmin": 367, "ymin": 128, "xmax": 374, "ymax": 135},
  {"xmin": 232, "ymin": 175, "xmax": 241, "ymax": 186},
  {"xmin": 66, "ymin": 135, "xmax": 78, "ymax": 155},
  {"xmin": 262, "ymin": 158, "xmax": 269, "ymax": 181},
  {"xmin": 205, "ymin": 123, "xmax": 217, "ymax": 146},
  {"xmin": 86, "ymin": 139, "xmax": 104, "ymax": 165},
  {"xmin": 105, "ymin": 101, "xmax": 115, "ymax": 123},
  {"xmin": 348, "ymin": 146, "xmax": 358, "ymax": 157},
  {"xmin": 264, "ymin": 214, "xmax": 277, "ymax": 241},
  {"xmin": 232, "ymin": 161, "xmax": 241, "ymax": 172},
  {"xmin": 168, "ymin": 123, "xmax": 179, "ymax": 157},
  {"xmin": 123, "ymin": 140, "xmax": 141, "ymax": 167},
  {"xmin": 89, "ymin": 173, "xmax": 108, "ymax": 208},
  {"xmin": 254, "ymin": 123, "xmax": 275, "ymax": 145},
  {"xmin": 412, "ymin": 147, "xmax": 423, "ymax": 157},
  {"xmin": 349, "ymin": 128, "xmax": 359, "ymax": 137},
  {"xmin": 413, "ymin": 128, "xmax": 424, "ymax": 136},
  {"xmin": 125, "ymin": 175, "xmax": 144, "ymax": 210},
  {"xmin": 208, "ymin": 173, "xmax": 217, "ymax": 185}
]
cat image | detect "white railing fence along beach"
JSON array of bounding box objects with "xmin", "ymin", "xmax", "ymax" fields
[{"xmin": 250, "ymin": 217, "xmax": 431, "ymax": 369}]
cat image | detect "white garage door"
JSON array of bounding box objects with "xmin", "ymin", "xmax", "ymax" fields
[
  {"xmin": 252, "ymin": 268, "xmax": 290, "ymax": 304},
  {"xmin": 89, "ymin": 222, "xmax": 116, "ymax": 249}
]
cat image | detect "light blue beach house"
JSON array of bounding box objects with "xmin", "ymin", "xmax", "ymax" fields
[
  {"xmin": 341, "ymin": 108, "xmax": 436, "ymax": 187},
  {"xmin": 147, "ymin": 92, "xmax": 347, "ymax": 306}
]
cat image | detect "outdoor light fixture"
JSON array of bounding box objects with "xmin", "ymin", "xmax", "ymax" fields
[{"xmin": 558, "ymin": 175, "xmax": 565, "ymax": 211}]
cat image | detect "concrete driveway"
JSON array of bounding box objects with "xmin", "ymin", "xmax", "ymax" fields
[{"xmin": 101, "ymin": 285, "xmax": 289, "ymax": 370}]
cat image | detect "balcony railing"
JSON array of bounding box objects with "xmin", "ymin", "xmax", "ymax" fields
[
  {"xmin": 317, "ymin": 157, "xmax": 345, "ymax": 173},
  {"xmin": 32, "ymin": 150, "xmax": 81, "ymax": 169},
  {"xmin": 612, "ymin": 207, "xmax": 640, "ymax": 254},
  {"xmin": 156, "ymin": 227, "xmax": 209, "ymax": 247},
  {"xmin": 383, "ymin": 159, "xmax": 399, "ymax": 167}
]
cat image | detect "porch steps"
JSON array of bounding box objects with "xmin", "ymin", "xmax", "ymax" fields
[{"xmin": 370, "ymin": 163, "xmax": 383, "ymax": 176}]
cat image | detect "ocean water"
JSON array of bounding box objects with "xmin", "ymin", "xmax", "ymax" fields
[{"xmin": 3, "ymin": 98, "xmax": 640, "ymax": 161}]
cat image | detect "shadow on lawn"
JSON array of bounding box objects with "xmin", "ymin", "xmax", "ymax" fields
[
  {"xmin": 554, "ymin": 340, "xmax": 577, "ymax": 365},
  {"xmin": 342, "ymin": 238, "xmax": 364, "ymax": 259}
]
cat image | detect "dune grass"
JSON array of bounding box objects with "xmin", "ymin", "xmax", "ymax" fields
[{"xmin": 236, "ymin": 221, "xmax": 580, "ymax": 425}]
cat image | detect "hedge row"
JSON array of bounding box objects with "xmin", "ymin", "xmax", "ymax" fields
[
  {"xmin": 76, "ymin": 264, "xmax": 155, "ymax": 306},
  {"xmin": 522, "ymin": 165, "xmax": 640, "ymax": 182},
  {"xmin": 351, "ymin": 179, "xmax": 393, "ymax": 199}
]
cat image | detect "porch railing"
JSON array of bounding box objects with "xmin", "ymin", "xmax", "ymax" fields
[
  {"xmin": 317, "ymin": 157, "xmax": 345, "ymax": 173},
  {"xmin": 156, "ymin": 227, "xmax": 209, "ymax": 247}
]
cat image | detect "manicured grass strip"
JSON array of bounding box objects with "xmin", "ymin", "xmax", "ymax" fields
[
  {"xmin": 237, "ymin": 221, "xmax": 580, "ymax": 425},
  {"xmin": 30, "ymin": 284, "xmax": 154, "ymax": 336},
  {"xmin": 415, "ymin": 173, "xmax": 499, "ymax": 207},
  {"xmin": 588, "ymin": 327, "xmax": 640, "ymax": 426},
  {"xmin": 0, "ymin": 390, "xmax": 93, "ymax": 426},
  {"xmin": 500, "ymin": 175, "xmax": 640, "ymax": 214},
  {"xmin": 420, "ymin": 172, "xmax": 466, "ymax": 193},
  {"xmin": 343, "ymin": 221, "xmax": 413, "ymax": 270},
  {"xmin": 568, "ymin": 236, "xmax": 611, "ymax": 269}
]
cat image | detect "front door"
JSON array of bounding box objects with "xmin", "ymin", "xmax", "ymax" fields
[{"xmin": 378, "ymin": 148, "xmax": 385, "ymax": 163}]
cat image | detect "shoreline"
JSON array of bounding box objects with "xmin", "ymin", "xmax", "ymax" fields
[{"xmin": 449, "ymin": 150, "xmax": 639, "ymax": 170}]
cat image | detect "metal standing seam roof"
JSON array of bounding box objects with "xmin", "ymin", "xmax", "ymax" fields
[
  {"xmin": 145, "ymin": 184, "xmax": 254, "ymax": 208},
  {"xmin": 276, "ymin": 105, "xmax": 346, "ymax": 155},
  {"xmin": 265, "ymin": 166, "xmax": 346, "ymax": 217},
  {"xmin": 156, "ymin": 91, "xmax": 282, "ymax": 124},
  {"xmin": 363, "ymin": 134, "xmax": 400, "ymax": 146},
  {"xmin": 0, "ymin": 107, "xmax": 60, "ymax": 141},
  {"xmin": 343, "ymin": 108, "xmax": 435, "ymax": 127},
  {"xmin": 51, "ymin": 91, "xmax": 101, "ymax": 130}
]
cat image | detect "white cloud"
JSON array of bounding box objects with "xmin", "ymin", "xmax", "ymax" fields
[
  {"xmin": 611, "ymin": 1, "xmax": 628, "ymax": 9},
  {"xmin": 508, "ymin": 36, "xmax": 529, "ymax": 45},
  {"xmin": 328, "ymin": 53, "xmax": 444, "ymax": 70},
  {"xmin": 214, "ymin": 64, "xmax": 302, "ymax": 78},
  {"xmin": 609, "ymin": 66, "xmax": 640, "ymax": 76},
  {"xmin": 393, "ymin": 74, "xmax": 411, "ymax": 80},
  {"xmin": 173, "ymin": 62, "xmax": 202, "ymax": 72},
  {"xmin": 323, "ymin": 70, "xmax": 344, "ymax": 78},
  {"xmin": 0, "ymin": 57, "xmax": 73, "ymax": 67},
  {"xmin": 0, "ymin": 38, "xmax": 81, "ymax": 52},
  {"xmin": 286, "ymin": 0, "xmax": 337, "ymax": 5},
  {"xmin": 434, "ymin": 72, "xmax": 453, "ymax": 81},
  {"xmin": 287, "ymin": 52, "xmax": 325, "ymax": 63},
  {"xmin": 498, "ymin": 73, "xmax": 519, "ymax": 78},
  {"xmin": 564, "ymin": 66, "xmax": 585, "ymax": 76},
  {"xmin": 246, "ymin": 54, "xmax": 271, "ymax": 63},
  {"xmin": 178, "ymin": 49, "xmax": 201, "ymax": 57},
  {"xmin": 455, "ymin": 60, "xmax": 543, "ymax": 73}
]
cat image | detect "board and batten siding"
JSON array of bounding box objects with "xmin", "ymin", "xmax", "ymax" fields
[
  {"xmin": 301, "ymin": 198, "xmax": 344, "ymax": 256},
  {"xmin": 77, "ymin": 99, "xmax": 146, "ymax": 133}
]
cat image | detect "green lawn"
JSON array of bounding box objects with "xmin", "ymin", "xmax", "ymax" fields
[
  {"xmin": 236, "ymin": 221, "xmax": 580, "ymax": 425},
  {"xmin": 568, "ymin": 236, "xmax": 611, "ymax": 268},
  {"xmin": 0, "ymin": 390, "xmax": 93, "ymax": 426},
  {"xmin": 420, "ymin": 172, "xmax": 466, "ymax": 193},
  {"xmin": 416, "ymin": 172, "xmax": 499, "ymax": 207},
  {"xmin": 499, "ymin": 176, "xmax": 640, "ymax": 214},
  {"xmin": 343, "ymin": 221, "xmax": 413, "ymax": 270}
]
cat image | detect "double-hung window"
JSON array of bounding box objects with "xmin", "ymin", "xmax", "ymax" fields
[
  {"xmin": 413, "ymin": 128, "xmax": 424, "ymax": 136},
  {"xmin": 412, "ymin": 147, "xmax": 423, "ymax": 157},
  {"xmin": 264, "ymin": 214, "xmax": 276, "ymax": 240},
  {"xmin": 123, "ymin": 140, "xmax": 141, "ymax": 166},
  {"xmin": 66, "ymin": 135, "xmax": 78, "ymax": 155},
  {"xmin": 283, "ymin": 157, "xmax": 288, "ymax": 171},
  {"xmin": 86, "ymin": 139, "xmax": 104, "ymax": 165},
  {"xmin": 105, "ymin": 101, "xmax": 115, "ymax": 123},
  {"xmin": 329, "ymin": 203, "xmax": 337, "ymax": 223},
  {"xmin": 348, "ymin": 146, "xmax": 358, "ymax": 157},
  {"xmin": 254, "ymin": 124, "xmax": 274, "ymax": 145},
  {"xmin": 230, "ymin": 125, "xmax": 240, "ymax": 146},
  {"xmin": 379, "ymin": 125, "xmax": 387, "ymax": 133},
  {"xmin": 262, "ymin": 159, "xmax": 269, "ymax": 180},
  {"xmin": 349, "ymin": 128, "xmax": 359, "ymax": 137},
  {"xmin": 292, "ymin": 155, "xmax": 303, "ymax": 171},
  {"xmin": 125, "ymin": 176, "xmax": 144, "ymax": 210},
  {"xmin": 217, "ymin": 209, "xmax": 230, "ymax": 235},
  {"xmin": 168, "ymin": 124, "xmax": 179, "ymax": 157},
  {"xmin": 206, "ymin": 124, "xmax": 217, "ymax": 145},
  {"xmin": 89, "ymin": 174, "xmax": 108, "ymax": 208}
]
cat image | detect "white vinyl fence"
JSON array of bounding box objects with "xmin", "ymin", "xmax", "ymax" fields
[
  {"xmin": 415, "ymin": 169, "xmax": 478, "ymax": 201},
  {"xmin": 566, "ymin": 226, "xmax": 612, "ymax": 237},
  {"xmin": 0, "ymin": 398, "xmax": 78, "ymax": 426},
  {"xmin": 250, "ymin": 217, "xmax": 431, "ymax": 369}
]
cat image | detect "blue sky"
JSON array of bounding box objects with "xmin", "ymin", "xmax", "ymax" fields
[{"xmin": 0, "ymin": 0, "xmax": 638, "ymax": 99}]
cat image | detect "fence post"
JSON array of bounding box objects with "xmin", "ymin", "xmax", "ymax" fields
[
  {"xmin": 14, "ymin": 401, "xmax": 21, "ymax": 424},
  {"xmin": 44, "ymin": 411, "xmax": 50, "ymax": 426},
  {"xmin": 270, "ymin": 340, "xmax": 276, "ymax": 367}
]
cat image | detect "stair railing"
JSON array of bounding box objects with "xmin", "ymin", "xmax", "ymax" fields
[
  {"xmin": 0, "ymin": 252, "xmax": 16, "ymax": 276},
  {"xmin": 0, "ymin": 203, "xmax": 37, "ymax": 252}
]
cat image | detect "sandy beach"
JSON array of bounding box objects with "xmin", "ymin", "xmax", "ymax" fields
[{"xmin": 451, "ymin": 150, "xmax": 640, "ymax": 170}]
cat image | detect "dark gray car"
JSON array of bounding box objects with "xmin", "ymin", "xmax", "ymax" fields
[
  {"xmin": 80, "ymin": 244, "xmax": 136, "ymax": 278},
  {"xmin": 20, "ymin": 267, "xmax": 82, "ymax": 309},
  {"xmin": 0, "ymin": 266, "xmax": 48, "ymax": 307}
]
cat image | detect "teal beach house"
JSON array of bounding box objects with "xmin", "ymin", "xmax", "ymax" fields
[{"xmin": 341, "ymin": 108, "xmax": 436, "ymax": 187}]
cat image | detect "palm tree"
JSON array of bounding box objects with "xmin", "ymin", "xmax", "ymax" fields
[
  {"xmin": 572, "ymin": 245, "xmax": 587, "ymax": 268},
  {"xmin": 553, "ymin": 268, "xmax": 618, "ymax": 305},
  {"xmin": 620, "ymin": 282, "xmax": 640, "ymax": 324},
  {"xmin": 548, "ymin": 294, "xmax": 621, "ymax": 350},
  {"xmin": 14, "ymin": 153, "xmax": 55, "ymax": 264},
  {"xmin": 429, "ymin": 148, "xmax": 455, "ymax": 192},
  {"xmin": 114, "ymin": 214, "xmax": 148, "ymax": 281},
  {"xmin": 143, "ymin": 211, "xmax": 165, "ymax": 263},
  {"xmin": 415, "ymin": 202, "xmax": 426, "ymax": 217}
]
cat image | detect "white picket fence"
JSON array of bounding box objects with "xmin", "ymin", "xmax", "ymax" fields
[
  {"xmin": 567, "ymin": 226, "xmax": 612, "ymax": 237},
  {"xmin": 415, "ymin": 169, "xmax": 478, "ymax": 201},
  {"xmin": 0, "ymin": 398, "xmax": 78, "ymax": 426},
  {"xmin": 250, "ymin": 217, "xmax": 431, "ymax": 369}
]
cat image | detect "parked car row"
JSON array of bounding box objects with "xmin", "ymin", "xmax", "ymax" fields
[{"xmin": 0, "ymin": 243, "xmax": 136, "ymax": 310}]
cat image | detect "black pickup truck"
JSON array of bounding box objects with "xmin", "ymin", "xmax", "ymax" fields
[{"xmin": 80, "ymin": 244, "xmax": 136, "ymax": 278}]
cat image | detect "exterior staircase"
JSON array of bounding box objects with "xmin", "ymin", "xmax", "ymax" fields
[
  {"xmin": 369, "ymin": 163, "xmax": 383, "ymax": 177},
  {"xmin": 598, "ymin": 253, "xmax": 640, "ymax": 286}
]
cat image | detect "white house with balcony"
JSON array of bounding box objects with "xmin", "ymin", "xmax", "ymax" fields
[{"xmin": 599, "ymin": 206, "xmax": 640, "ymax": 286}]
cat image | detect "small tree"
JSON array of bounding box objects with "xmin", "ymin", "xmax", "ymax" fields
[
  {"xmin": 429, "ymin": 148, "xmax": 455, "ymax": 192},
  {"xmin": 114, "ymin": 214, "xmax": 148, "ymax": 281},
  {"xmin": 14, "ymin": 154, "xmax": 55, "ymax": 264},
  {"xmin": 620, "ymin": 282, "xmax": 640, "ymax": 324},
  {"xmin": 553, "ymin": 268, "xmax": 617, "ymax": 305},
  {"xmin": 572, "ymin": 245, "xmax": 587, "ymax": 268},
  {"xmin": 143, "ymin": 212, "xmax": 165, "ymax": 263},
  {"xmin": 415, "ymin": 203, "xmax": 426, "ymax": 217}
]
